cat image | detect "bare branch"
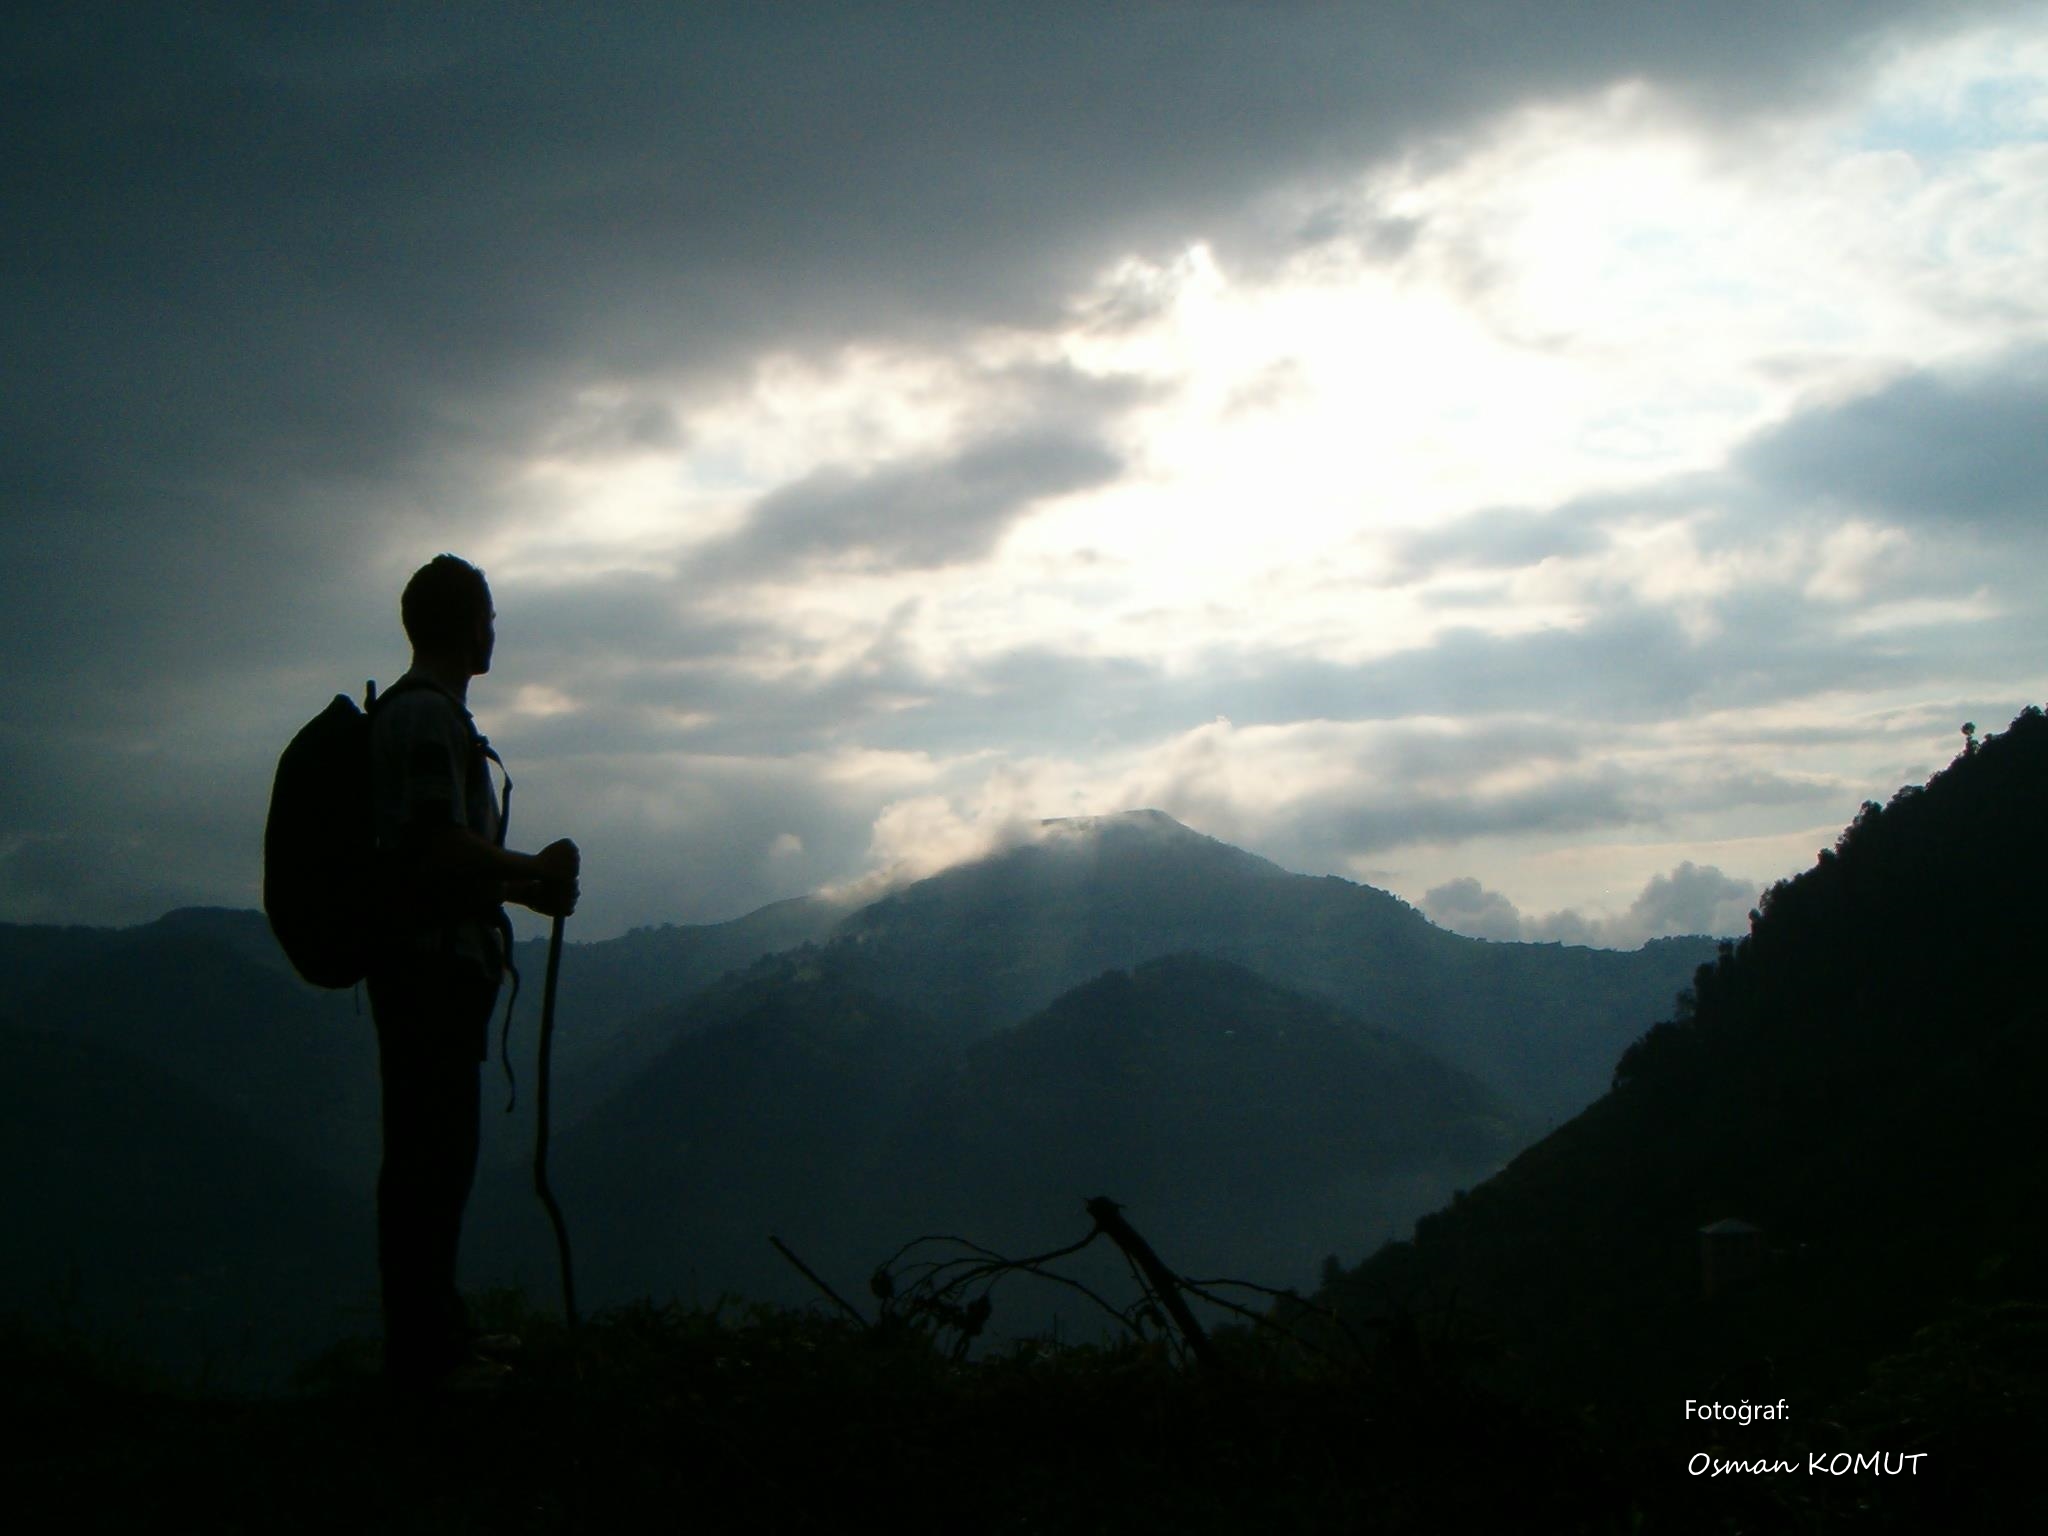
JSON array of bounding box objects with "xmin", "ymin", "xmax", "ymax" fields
[
  {"xmin": 1179, "ymin": 1275, "xmax": 1373, "ymax": 1361},
  {"xmin": 768, "ymin": 1235, "xmax": 869, "ymax": 1329}
]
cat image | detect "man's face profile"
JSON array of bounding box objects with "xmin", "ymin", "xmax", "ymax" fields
[{"xmin": 474, "ymin": 592, "xmax": 496, "ymax": 675}]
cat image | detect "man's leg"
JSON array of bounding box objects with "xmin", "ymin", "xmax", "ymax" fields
[{"xmin": 369, "ymin": 957, "xmax": 494, "ymax": 1387}]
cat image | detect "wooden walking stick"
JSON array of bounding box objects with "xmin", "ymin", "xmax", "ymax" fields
[{"xmin": 535, "ymin": 912, "xmax": 579, "ymax": 1326}]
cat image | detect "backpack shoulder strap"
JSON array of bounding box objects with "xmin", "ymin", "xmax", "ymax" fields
[
  {"xmin": 370, "ymin": 673, "xmax": 513, "ymax": 846},
  {"xmin": 367, "ymin": 672, "xmax": 441, "ymax": 716}
]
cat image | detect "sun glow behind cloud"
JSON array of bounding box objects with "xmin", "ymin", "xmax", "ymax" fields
[
  {"xmin": 459, "ymin": 29, "xmax": 2047, "ymax": 937},
  {"xmin": 526, "ymin": 64, "xmax": 2020, "ymax": 586}
]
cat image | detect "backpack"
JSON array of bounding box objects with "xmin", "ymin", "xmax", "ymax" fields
[
  {"xmin": 266, "ymin": 680, "xmax": 526, "ymax": 1104},
  {"xmin": 266, "ymin": 678, "xmax": 517, "ymax": 989},
  {"xmin": 263, "ymin": 680, "xmax": 402, "ymax": 988}
]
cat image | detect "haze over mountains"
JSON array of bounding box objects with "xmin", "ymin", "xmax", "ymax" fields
[
  {"xmin": 3, "ymin": 808, "xmax": 1714, "ymax": 1382},
  {"xmin": 550, "ymin": 950, "xmax": 1527, "ymax": 1320}
]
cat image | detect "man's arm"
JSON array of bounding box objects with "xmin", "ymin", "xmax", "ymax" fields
[{"xmin": 422, "ymin": 827, "xmax": 580, "ymax": 916}]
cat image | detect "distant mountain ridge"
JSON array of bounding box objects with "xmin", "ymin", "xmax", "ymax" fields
[
  {"xmin": 3, "ymin": 807, "xmax": 1716, "ymax": 1376},
  {"xmin": 796, "ymin": 808, "xmax": 1711, "ymax": 1125},
  {"xmin": 1, "ymin": 908, "xmax": 383, "ymax": 1179},
  {"xmin": 3, "ymin": 808, "xmax": 1706, "ymax": 1135}
]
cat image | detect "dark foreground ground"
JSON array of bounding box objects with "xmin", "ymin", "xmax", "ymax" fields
[{"xmin": 6, "ymin": 1295, "xmax": 2028, "ymax": 1535}]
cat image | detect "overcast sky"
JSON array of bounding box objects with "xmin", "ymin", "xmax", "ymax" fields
[{"xmin": 5, "ymin": 1, "xmax": 2044, "ymax": 946}]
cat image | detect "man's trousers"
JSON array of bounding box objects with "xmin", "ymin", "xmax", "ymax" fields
[{"xmin": 367, "ymin": 952, "xmax": 497, "ymax": 1386}]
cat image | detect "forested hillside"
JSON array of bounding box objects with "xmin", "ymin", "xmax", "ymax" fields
[
  {"xmin": 1317, "ymin": 708, "xmax": 2048, "ymax": 1511},
  {"xmin": 0, "ymin": 1020, "xmax": 372, "ymax": 1388},
  {"xmin": 816, "ymin": 809, "xmax": 1710, "ymax": 1125}
]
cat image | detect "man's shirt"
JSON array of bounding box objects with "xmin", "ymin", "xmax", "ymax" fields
[{"xmin": 369, "ymin": 673, "xmax": 506, "ymax": 980}]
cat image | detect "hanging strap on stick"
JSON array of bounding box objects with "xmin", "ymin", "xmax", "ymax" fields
[{"xmin": 534, "ymin": 912, "xmax": 579, "ymax": 1327}]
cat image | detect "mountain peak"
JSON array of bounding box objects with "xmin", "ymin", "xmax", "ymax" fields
[
  {"xmin": 1028, "ymin": 808, "xmax": 1280, "ymax": 872},
  {"xmin": 1036, "ymin": 807, "xmax": 1196, "ymax": 838}
]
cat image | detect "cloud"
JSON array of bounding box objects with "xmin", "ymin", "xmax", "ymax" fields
[
  {"xmin": 10, "ymin": 4, "xmax": 2008, "ymax": 546},
  {"xmin": 822, "ymin": 791, "xmax": 1040, "ymax": 904},
  {"xmin": 511, "ymin": 746, "xmax": 924, "ymax": 936},
  {"xmin": 663, "ymin": 356, "xmax": 1155, "ymax": 582},
  {"xmin": 1624, "ymin": 861, "xmax": 1761, "ymax": 940},
  {"xmin": 699, "ymin": 427, "xmax": 1123, "ymax": 579},
  {"xmin": 5, "ymin": 1, "xmax": 2042, "ymax": 937},
  {"xmin": 1380, "ymin": 501, "xmax": 1620, "ymax": 584},
  {"xmin": 0, "ymin": 832, "xmax": 205, "ymax": 928},
  {"xmin": 1419, "ymin": 875, "xmax": 1528, "ymax": 942},
  {"xmin": 1424, "ymin": 861, "xmax": 1760, "ymax": 948},
  {"xmin": 920, "ymin": 708, "xmax": 1839, "ymax": 880},
  {"xmin": 1739, "ymin": 348, "xmax": 2048, "ymax": 531}
]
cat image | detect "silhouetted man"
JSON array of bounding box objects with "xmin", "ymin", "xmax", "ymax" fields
[{"xmin": 369, "ymin": 553, "xmax": 579, "ymax": 1390}]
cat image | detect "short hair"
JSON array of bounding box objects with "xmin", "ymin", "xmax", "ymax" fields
[{"xmin": 400, "ymin": 554, "xmax": 492, "ymax": 650}]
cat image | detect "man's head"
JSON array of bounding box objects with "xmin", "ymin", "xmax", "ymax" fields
[{"xmin": 401, "ymin": 554, "xmax": 495, "ymax": 674}]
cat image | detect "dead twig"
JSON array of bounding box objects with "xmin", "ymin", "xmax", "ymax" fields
[
  {"xmin": 1179, "ymin": 1275, "xmax": 1375, "ymax": 1363},
  {"xmin": 768, "ymin": 1235, "xmax": 869, "ymax": 1329},
  {"xmin": 882, "ymin": 1226, "xmax": 1134, "ymax": 1339}
]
